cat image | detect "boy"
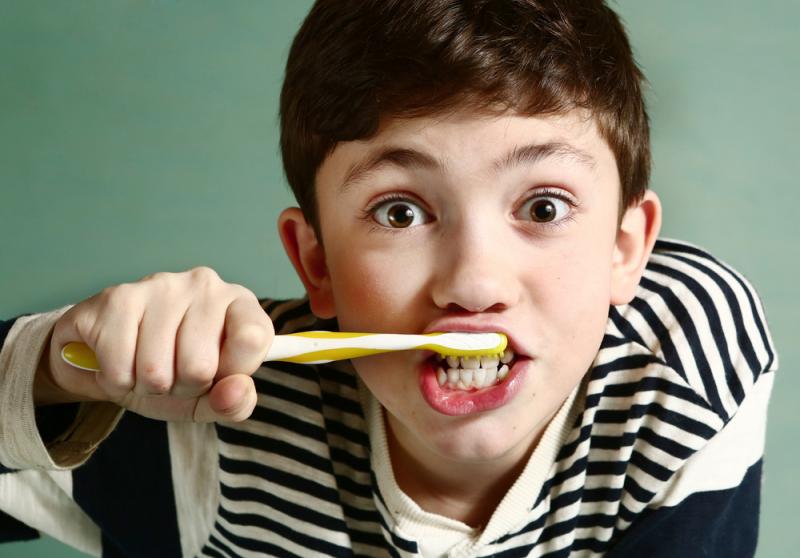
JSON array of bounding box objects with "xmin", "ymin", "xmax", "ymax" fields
[{"xmin": 0, "ymin": 0, "xmax": 778, "ymax": 556}]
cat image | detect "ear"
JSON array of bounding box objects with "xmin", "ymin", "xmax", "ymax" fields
[
  {"xmin": 277, "ymin": 207, "xmax": 336, "ymax": 318},
  {"xmin": 610, "ymin": 190, "xmax": 662, "ymax": 305}
]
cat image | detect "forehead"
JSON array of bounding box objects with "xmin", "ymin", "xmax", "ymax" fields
[{"xmin": 316, "ymin": 109, "xmax": 616, "ymax": 193}]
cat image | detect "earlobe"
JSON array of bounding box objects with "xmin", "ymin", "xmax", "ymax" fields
[
  {"xmin": 277, "ymin": 207, "xmax": 336, "ymax": 318},
  {"xmin": 610, "ymin": 190, "xmax": 662, "ymax": 305}
]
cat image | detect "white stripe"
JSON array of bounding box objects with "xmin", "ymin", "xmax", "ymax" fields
[
  {"xmin": 167, "ymin": 421, "xmax": 219, "ymax": 558},
  {"xmin": 0, "ymin": 470, "xmax": 101, "ymax": 556}
]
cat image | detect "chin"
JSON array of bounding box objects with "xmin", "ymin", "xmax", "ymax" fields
[{"xmin": 422, "ymin": 413, "xmax": 533, "ymax": 463}]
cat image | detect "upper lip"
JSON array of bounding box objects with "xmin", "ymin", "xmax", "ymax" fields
[{"xmin": 422, "ymin": 318, "xmax": 530, "ymax": 358}]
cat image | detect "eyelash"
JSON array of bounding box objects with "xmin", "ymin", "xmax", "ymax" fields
[
  {"xmin": 360, "ymin": 187, "xmax": 580, "ymax": 232},
  {"xmin": 518, "ymin": 187, "xmax": 580, "ymax": 232},
  {"xmin": 360, "ymin": 192, "xmax": 428, "ymax": 232}
]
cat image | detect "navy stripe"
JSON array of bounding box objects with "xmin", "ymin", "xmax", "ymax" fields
[
  {"xmin": 250, "ymin": 405, "xmax": 328, "ymax": 443},
  {"xmin": 254, "ymin": 374, "xmax": 325, "ymax": 412},
  {"xmin": 601, "ymin": 376, "xmax": 707, "ymax": 405},
  {"xmin": 218, "ymin": 454, "xmax": 374, "ymax": 521},
  {"xmin": 221, "ymin": 482, "xmax": 348, "ymax": 532},
  {"xmin": 200, "ymin": 541, "xmax": 228, "ymax": 558},
  {"xmin": 592, "ymin": 402, "xmax": 717, "ymax": 440},
  {"xmin": 216, "ymin": 426, "xmax": 373, "ymax": 499},
  {"xmin": 269, "ymin": 300, "xmax": 316, "ymax": 329},
  {"xmin": 0, "ymin": 508, "xmax": 39, "ymax": 543},
  {"xmin": 217, "ymin": 425, "xmax": 334, "ymax": 474},
  {"xmin": 318, "ymin": 363, "xmax": 362, "ymax": 391},
  {"xmin": 72, "ymin": 412, "xmax": 181, "ymax": 558},
  {"xmin": 218, "ymin": 504, "xmax": 353, "ymax": 556},
  {"xmin": 627, "ymin": 295, "xmax": 687, "ymax": 382},
  {"xmin": 608, "ymin": 306, "xmax": 647, "ymax": 348},
  {"xmin": 206, "ymin": 533, "xmax": 242, "ymax": 558},
  {"xmin": 600, "ymin": 333, "xmax": 632, "ymax": 348},
  {"xmin": 371, "ymin": 483, "xmax": 418, "ymax": 554},
  {"xmin": 586, "ymin": 353, "xmax": 664, "ymax": 384},
  {"xmin": 214, "ymin": 519, "xmax": 307, "ymax": 557},
  {"xmin": 591, "ymin": 427, "xmax": 694, "ymax": 461},
  {"xmin": 0, "ymin": 317, "xmax": 20, "ymax": 348},
  {"xmin": 324, "ymin": 415, "xmax": 371, "ymax": 447}
]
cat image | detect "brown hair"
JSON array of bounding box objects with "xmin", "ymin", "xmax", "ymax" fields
[{"xmin": 280, "ymin": 0, "xmax": 650, "ymax": 232}]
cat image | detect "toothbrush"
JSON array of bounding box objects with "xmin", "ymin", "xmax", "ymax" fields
[{"xmin": 60, "ymin": 331, "xmax": 508, "ymax": 372}]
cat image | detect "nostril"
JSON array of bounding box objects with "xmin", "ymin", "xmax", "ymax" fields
[{"xmin": 444, "ymin": 302, "xmax": 507, "ymax": 314}]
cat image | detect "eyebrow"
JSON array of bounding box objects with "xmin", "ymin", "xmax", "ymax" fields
[{"xmin": 339, "ymin": 141, "xmax": 596, "ymax": 192}]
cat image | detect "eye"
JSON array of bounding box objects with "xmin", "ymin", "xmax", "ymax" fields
[
  {"xmin": 371, "ymin": 198, "xmax": 431, "ymax": 229},
  {"xmin": 515, "ymin": 191, "xmax": 574, "ymax": 224}
]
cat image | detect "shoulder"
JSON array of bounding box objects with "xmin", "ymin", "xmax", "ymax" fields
[
  {"xmin": 258, "ymin": 296, "xmax": 337, "ymax": 334},
  {"xmin": 607, "ymin": 238, "xmax": 778, "ymax": 422}
]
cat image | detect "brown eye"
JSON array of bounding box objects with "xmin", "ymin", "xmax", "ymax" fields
[
  {"xmin": 529, "ymin": 199, "xmax": 556, "ymax": 222},
  {"xmin": 515, "ymin": 193, "xmax": 571, "ymax": 225},
  {"xmin": 387, "ymin": 204, "xmax": 415, "ymax": 228},
  {"xmin": 373, "ymin": 199, "xmax": 430, "ymax": 229}
]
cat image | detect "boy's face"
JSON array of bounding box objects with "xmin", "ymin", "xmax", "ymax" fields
[{"xmin": 291, "ymin": 109, "xmax": 652, "ymax": 466}]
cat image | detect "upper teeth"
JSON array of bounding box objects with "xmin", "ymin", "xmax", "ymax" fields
[
  {"xmin": 442, "ymin": 349, "xmax": 513, "ymax": 370},
  {"xmin": 436, "ymin": 348, "xmax": 515, "ymax": 390}
]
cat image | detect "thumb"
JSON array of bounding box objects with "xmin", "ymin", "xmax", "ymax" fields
[{"xmin": 193, "ymin": 374, "xmax": 257, "ymax": 423}]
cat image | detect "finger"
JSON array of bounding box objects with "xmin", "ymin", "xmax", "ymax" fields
[
  {"xmin": 134, "ymin": 302, "xmax": 184, "ymax": 396},
  {"xmin": 92, "ymin": 309, "xmax": 139, "ymax": 399},
  {"xmin": 49, "ymin": 306, "xmax": 108, "ymax": 400},
  {"xmin": 217, "ymin": 294, "xmax": 273, "ymax": 378},
  {"xmin": 172, "ymin": 299, "xmax": 223, "ymax": 398},
  {"xmin": 50, "ymin": 291, "xmax": 142, "ymax": 401},
  {"xmin": 192, "ymin": 374, "xmax": 257, "ymax": 423}
]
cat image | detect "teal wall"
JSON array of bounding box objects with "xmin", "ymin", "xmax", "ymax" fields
[{"xmin": 1, "ymin": 1, "xmax": 796, "ymax": 556}]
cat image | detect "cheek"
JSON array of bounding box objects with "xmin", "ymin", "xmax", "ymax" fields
[
  {"xmin": 530, "ymin": 240, "xmax": 614, "ymax": 368},
  {"xmin": 327, "ymin": 246, "xmax": 429, "ymax": 332}
]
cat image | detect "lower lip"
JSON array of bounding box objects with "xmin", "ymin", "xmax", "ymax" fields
[{"xmin": 418, "ymin": 358, "xmax": 529, "ymax": 416}]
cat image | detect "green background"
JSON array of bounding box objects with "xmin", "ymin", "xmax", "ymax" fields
[{"xmin": 0, "ymin": 1, "xmax": 796, "ymax": 556}]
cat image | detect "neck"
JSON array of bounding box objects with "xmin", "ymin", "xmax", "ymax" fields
[{"xmin": 385, "ymin": 415, "xmax": 546, "ymax": 528}]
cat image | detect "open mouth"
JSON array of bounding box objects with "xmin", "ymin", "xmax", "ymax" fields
[
  {"xmin": 430, "ymin": 346, "xmax": 518, "ymax": 391},
  {"xmin": 419, "ymin": 344, "xmax": 529, "ymax": 416}
]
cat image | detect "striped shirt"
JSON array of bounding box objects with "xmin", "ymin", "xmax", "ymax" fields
[{"xmin": 0, "ymin": 238, "xmax": 778, "ymax": 557}]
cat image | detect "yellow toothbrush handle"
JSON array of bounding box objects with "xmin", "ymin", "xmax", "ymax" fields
[
  {"xmin": 59, "ymin": 333, "xmax": 394, "ymax": 371},
  {"xmin": 61, "ymin": 342, "xmax": 101, "ymax": 372}
]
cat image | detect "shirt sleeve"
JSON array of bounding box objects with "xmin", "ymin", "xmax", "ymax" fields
[
  {"xmin": 0, "ymin": 308, "xmax": 124, "ymax": 471},
  {"xmin": 0, "ymin": 310, "xmax": 112, "ymax": 554},
  {"xmin": 607, "ymin": 372, "xmax": 773, "ymax": 557},
  {"xmin": 605, "ymin": 239, "xmax": 779, "ymax": 556}
]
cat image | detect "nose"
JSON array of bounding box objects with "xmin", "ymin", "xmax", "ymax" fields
[{"xmin": 430, "ymin": 216, "xmax": 520, "ymax": 314}]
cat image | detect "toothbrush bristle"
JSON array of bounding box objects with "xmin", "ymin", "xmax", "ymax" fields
[{"xmin": 425, "ymin": 332, "xmax": 508, "ymax": 358}]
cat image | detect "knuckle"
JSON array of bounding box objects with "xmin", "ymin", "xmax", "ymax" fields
[
  {"xmin": 180, "ymin": 357, "xmax": 217, "ymax": 384},
  {"xmin": 141, "ymin": 272, "xmax": 182, "ymax": 296},
  {"xmin": 101, "ymin": 283, "xmax": 137, "ymax": 312},
  {"xmin": 142, "ymin": 271, "xmax": 169, "ymax": 283},
  {"xmin": 189, "ymin": 266, "xmax": 220, "ymax": 287},
  {"xmin": 233, "ymin": 323, "xmax": 270, "ymax": 352},
  {"xmin": 99, "ymin": 369, "xmax": 135, "ymax": 393},
  {"xmin": 232, "ymin": 283, "xmax": 257, "ymax": 300},
  {"xmin": 137, "ymin": 362, "xmax": 171, "ymax": 393}
]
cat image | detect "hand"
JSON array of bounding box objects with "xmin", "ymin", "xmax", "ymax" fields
[{"xmin": 39, "ymin": 267, "xmax": 273, "ymax": 423}]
